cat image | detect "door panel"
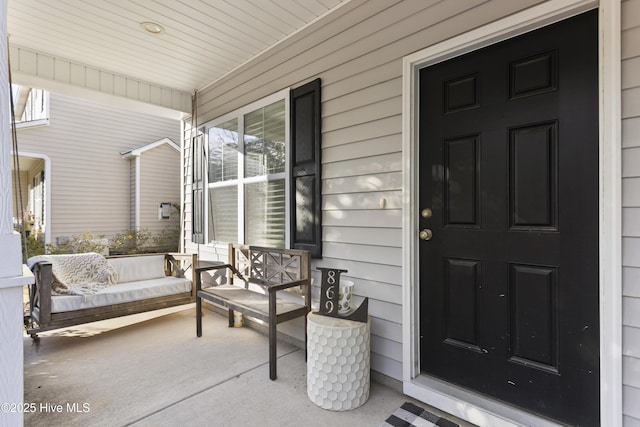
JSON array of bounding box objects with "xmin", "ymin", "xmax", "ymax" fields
[
  {"xmin": 509, "ymin": 122, "xmax": 558, "ymax": 229},
  {"xmin": 419, "ymin": 11, "xmax": 599, "ymax": 426},
  {"xmin": 509, "ymin": 264, "xmax": 558, "ymax": 372},
  {"xmin": 445, "ymin": 258, "xmax": 481, "ymax": 349},
  {"xmin": 444, "ymin": 136, "xmax": 480, "ymax": 226}
]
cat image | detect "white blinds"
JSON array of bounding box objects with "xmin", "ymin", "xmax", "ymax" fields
[
  {"xmin": 208, "ymin": 186, "xmax": 237, "ymax": 243},
  {"xmin": 245, "ymin": 180, "xmax": 285, "ymax": 247},
  {"xmin": 244, "ymin": 100, "xmax": 285, "ymax": 177},
  {"xmin": 206, "ymin": 98, "xmax": 286, "ymax": 246},
  {"xmin": 208, "ymin": 118, "xmax": 238, "ymax": 183}
]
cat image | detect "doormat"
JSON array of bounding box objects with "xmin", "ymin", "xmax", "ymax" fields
[{"xmin": 380, "ymin": 402, "xmax": 460, "ymax": 427}]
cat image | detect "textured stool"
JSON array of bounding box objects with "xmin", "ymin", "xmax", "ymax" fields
[{"xmin": 306, "ymin": 312, "xmax": 370, "ymax": 411}]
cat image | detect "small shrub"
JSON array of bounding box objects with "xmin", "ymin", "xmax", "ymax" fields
[
  {"xmin": 24, "ymin": 227, "xmax": 181, "ymax": 257},
  {"xmin": 22, "ymin": 234, "xmax": 45, "ymax": 262},
  {"xmin": 47, "ymin": 231, "xmax": 108, "ymax": 255},
  {"xmin": 152, "ymin": 225, "xmax": 180, "ymax": 253},
  {"xmin": 109, "ymin": 228, "xmax": 153, "ymax": 255}
]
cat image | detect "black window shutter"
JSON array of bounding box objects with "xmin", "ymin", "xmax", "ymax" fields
[
  {"xmin": 290, "ymin": 78, "xmax": 322, "ymax": 258},
  {"xmin": 191, "ymin": 134, "xmax": 205, "ymax": 244}
]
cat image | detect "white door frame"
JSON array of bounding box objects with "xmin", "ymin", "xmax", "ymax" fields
[{"xmin": 401, "ymin": 0, "xmax": 621, "ymax": 425}]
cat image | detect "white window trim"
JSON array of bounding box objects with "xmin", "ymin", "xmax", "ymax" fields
[
  {"xmin": 13, "ymin": 118, "xmax": 50, "ymax": 130},
  {"xmin": 203, "ymin": 88, "xmax": 290, "ymax": 248},
  {"xmin": 401, "ymin": 0, "xmax": 621, "ymax": 426}
]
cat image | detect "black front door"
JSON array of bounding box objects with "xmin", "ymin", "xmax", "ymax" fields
[{"xmin": 419, "ymin": 11, "xmax": 599, "ymax": 426}]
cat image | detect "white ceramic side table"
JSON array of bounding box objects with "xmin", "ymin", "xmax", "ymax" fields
[{"xmin": 306, "ymin": 311, "xmax": 370, "ymax": 411}]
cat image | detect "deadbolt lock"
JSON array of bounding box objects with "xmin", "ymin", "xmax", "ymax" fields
[
  {"xmin": 419, "ymin": 229, "xmax": 433, "ymax": 241},
  {"xmin": 421, "ymin": 208, "xmax": 433, "ymax": 219}
]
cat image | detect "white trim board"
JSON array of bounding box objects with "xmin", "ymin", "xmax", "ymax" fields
[
  {"xmin": 120, "ymin": 137, "xmax": 180, "ymax": 158},
  {"xmin": 401, "ymin": 0, "xmax": 621, "ymax": 426}
]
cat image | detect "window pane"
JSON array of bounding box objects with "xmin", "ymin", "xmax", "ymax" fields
[
  {"xmin": 245, "ymin": 180, "xmax": 285, "ymax": 247},
  {"xmin": 19, "ymin": 88, "xmax": 49, "ymax": 123},
  {"xmin": 208, "ymin": 119, "xmax": 238, "ymax": 182},
  {"xmin": 244, "ymin": 100, "xmax": 285, "ymax": 177},
  {"xmin": 208, "ymin": 186, "xmax": 238, "ymax": 243}
]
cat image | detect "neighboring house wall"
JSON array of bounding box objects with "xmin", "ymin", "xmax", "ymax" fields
[
  {"xmin": 16, "ymin": 92, "xmax": 180, "ymax": 245},
  {"xmin": 11, "ymin": 170, "xmax": 28, "ymax": 224},
  {"xmin": 185, "ymin": 0, "xmax": 546, "ymax": 381},
  {"xmin": 139, "ymin": 144, "xmax": 180, "ymax": 235},
  {"xmin": 622, "ymin": 0, "xmax": 640, "ymax": 424}
]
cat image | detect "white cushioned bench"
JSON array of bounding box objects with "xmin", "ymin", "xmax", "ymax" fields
[{"xmin": 26, "ymin": 253, "xmax": 197, "ymax": 336}]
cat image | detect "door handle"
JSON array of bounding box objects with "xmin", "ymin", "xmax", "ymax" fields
[{"xmin": 419, "ymin": 229, "xmax": 433, "ymax": 241}]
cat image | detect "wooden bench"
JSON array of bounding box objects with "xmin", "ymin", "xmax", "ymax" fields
[
  {"xmin": 195, "ymin": 244, "xmax": 311, "ymax": 380},
  {"xmin": 26, "ymin": 253, "xmax": 198, "ymax": 336}
]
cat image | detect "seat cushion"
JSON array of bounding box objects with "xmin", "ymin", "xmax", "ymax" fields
[{"xmin": 51, "ymin": 277, "xmax": 191, "ymax": 313}]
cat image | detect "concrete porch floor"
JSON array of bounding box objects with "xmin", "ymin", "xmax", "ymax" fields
[{"xmin": 23, "ymin": 306, "xmax": 473, "ymax": 427}]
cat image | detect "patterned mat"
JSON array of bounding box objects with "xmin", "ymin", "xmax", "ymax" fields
[{"xmin": 381, "ymin": 402, "xmax": 460, "ymax": 427}]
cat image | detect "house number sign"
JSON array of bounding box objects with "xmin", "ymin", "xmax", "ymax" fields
[{"xmin": 316, "ymin": 267, "xmax": 368, "ymax": 323}]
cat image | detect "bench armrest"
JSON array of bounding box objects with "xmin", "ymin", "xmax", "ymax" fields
[
  {"xmin": 165, "ymin": 253, "xmax": 198, "ymax": 297},
  {"xmin": 195, "ymin": 263, "xmax": 235, "ymax": 292},
  {"xmin": 165, "ymin": 253, "xmax": 198, "ymax": 277},
  {"xmin": 29, "ymin": 261, "xmax": 53, "ymax": 325}
]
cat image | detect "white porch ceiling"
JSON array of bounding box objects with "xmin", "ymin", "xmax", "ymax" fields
[{"xmin": 7, "ymin": 0, "xmax": 348, "ymax": 115}]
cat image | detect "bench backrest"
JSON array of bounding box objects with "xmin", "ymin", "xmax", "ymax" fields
[
  {"xmin": 108, "ymin": 254, "xmax": 166, "ymax": 283},
  {"xmin": 107, "ymin": 253, "xmax": 197, "ymax": 290},
  {"xmin": 228, "ymin": 243, "xmax": 310, "ymax": 287}
]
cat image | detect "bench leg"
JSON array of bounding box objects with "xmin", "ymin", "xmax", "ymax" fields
[
  {"xmin": 228, "ymin": 309, "xmax": 234, "ymax": 327},
  {"xmin": 196, "ymin": 296, "xmax": 202, "ymax": 337},
  {"xmin": 304, "ymin": 311, "xmax": 308, "ymax": 361},
  {"xmin": 269, "ymin": 292, "xmax": 277, "ymax": 380}
]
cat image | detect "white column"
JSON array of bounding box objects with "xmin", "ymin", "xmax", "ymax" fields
[{"xmin": 1, "ymin": 1, "xmax": 31, "ymax": 425}]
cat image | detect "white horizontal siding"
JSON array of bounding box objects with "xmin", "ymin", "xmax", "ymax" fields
[
  {"xmin": 186, "ymin": 0, "xmax": 548, "ymax": 382},
  {"xmin": 372, "ymin": 352, "xmax": 402, "ymax": 380},
  {"xmin": 324, "ymin": 172, "xmax": 403, "ymax": 194},
  {"xmin": 324, "ymin": 209, "xmax": 402, "ymax": 228},
  {"xmin": 16, "ymin": 93, "xmax": 180, "ymax": 245},
  {"xmin": 323, "ymin": 116, "xmax": 401, "ymax": 148},
  {"xmin": 324, "ymin": 78, "xmax": 402, "ymax": 117},
  {"xmin": 622, "ymin": 0, "xmax": 640, "ymax": 424},
  {"xmin": 624, "ymin": 325, "xmax": 640, "ymax": 358},
  {"xmin": 624, "ymin": 357, "xmax": 640, "ymax": 390},
  {"xmin": 623, "ymin": 117, "xmax": 640, "ymax": 148},
  {"xmin": 372, "ymin": 335, "xmax": 402, "ymax": 361},
  {"xmin": 323, "ymin": 242, "xmax": 402, "ymax": 266},
  {"xmin": 324, "ymin": 153, "xmax": 403, "ymax": 180},
  {"xmin": 624, "ymin": 386, "xmax": 640, "ymax": 421},
  {"xmin": 323, "ymin": 134, "xmax": 400, "ymax": 162},
  {"xmin": 324, "ymin": 191, "xmax": 403, "ymax": 211},
  {"xmin": 324, "ymin": 226, "xmax": 401, "ymax": 246},
  {"xmin": 323, "ymin": 96, "xmax": 402, "ymax": 133},
  {"xmin": 623, "ymin": 298, "xmax": 640, "ymax": 328},
  {"xmin": 625, "ymin": 416, "xmax": 640, "ymax": 427}
]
